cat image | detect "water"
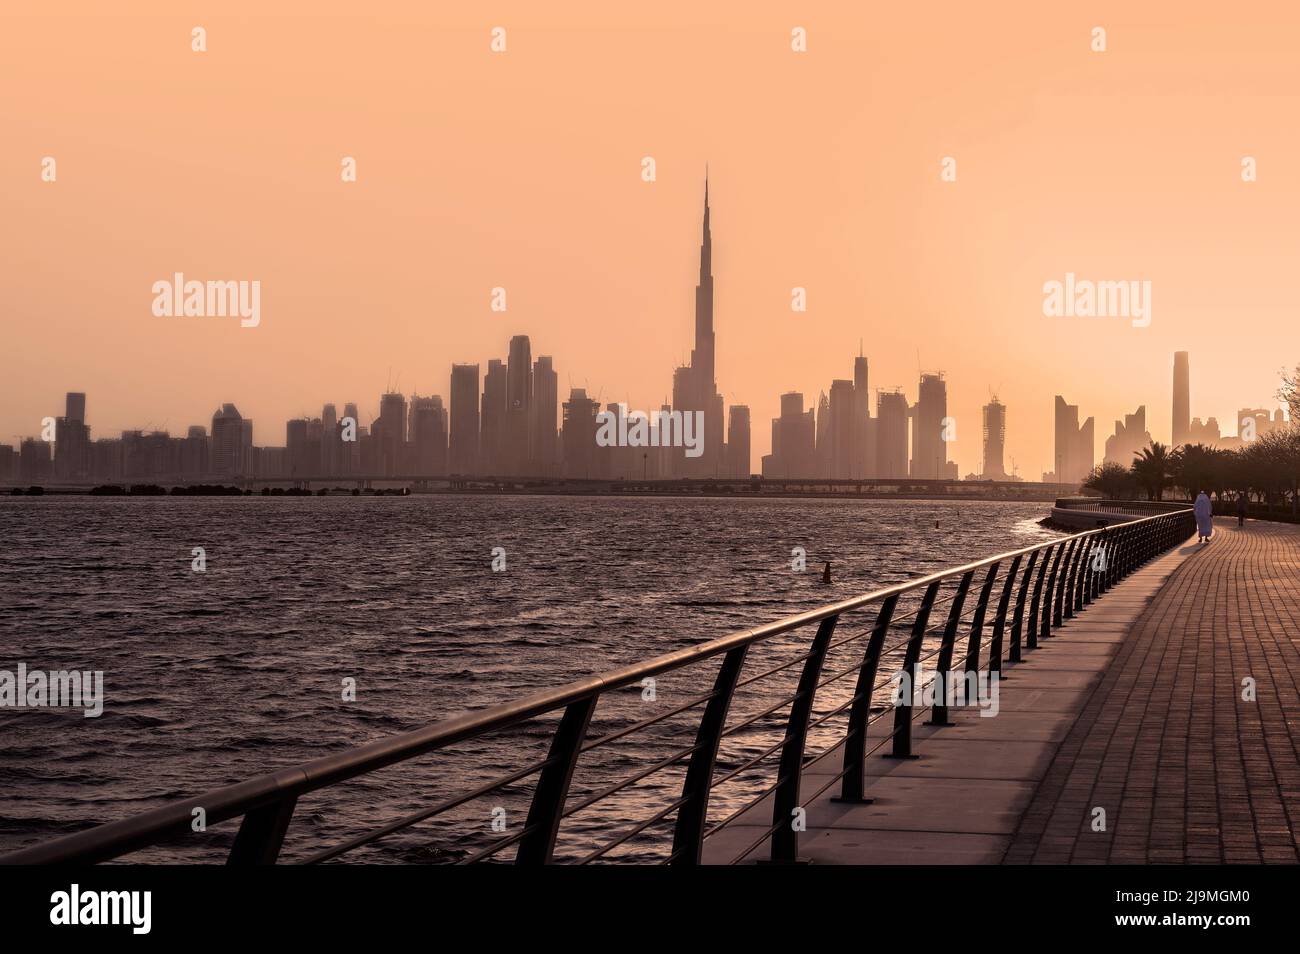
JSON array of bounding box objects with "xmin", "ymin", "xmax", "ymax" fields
[{"xmin": 0, "ymin": 495, "xmax": 1059, "ymax": 863}]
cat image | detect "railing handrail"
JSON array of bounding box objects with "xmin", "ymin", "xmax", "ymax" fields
[{"xmin": 2, "ymin": 506, "xmax": 1193, "ymax": 866}]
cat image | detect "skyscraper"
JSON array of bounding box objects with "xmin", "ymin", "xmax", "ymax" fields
[
  {"xmin": 561, "ymin": 388, "xmax": 599, "ymax": 478},
  {"xmin": 727, "ymin": 405, "xmax": 751, "ymax": 477},
  {"xmin": 1054, "ymin": 395, "xmax": 1095, "ymax": 484},
  {"xmin": 530, "ymin": 356, "xmax": 558, "ymax": 475},
  {"xmin": 376, "ymin": 392, "xmax": 408, "ymax": 475},
  {"xmin": 1172, "ymin": 351, "xmax": 1190, "ymax": 447},
  {"xmin": 910, "ymin": 373, "xmax": 949, "ymax": 479},
  {"xmin": 876, "ymin": 391, "xmax": 909, "ymax": 478},
  {"xmin": 506, "ymin": 335, "xmax": 532, "ymax": 474},
  {"xmin": 54, "ymin": 391, "xmax": 90, "ymax": 479},
  {"xmin": 852, "ymin": 349, "xmax": 873, "ymax": 477},
  {"xmin": 449, "ymin": 364, "xmax": 481, "ymax": 475},
  {"xmin": 211, "ymin": 404, "xmax": 249, "ymax": 476},
  {"xmin": 671, "ymin": 176, "xmax": 724, "ymax": 477},
  {"xmin": 761, "ymin": 392, "xmax": 815, "ymax": 478},
  {"xmin": 321, "ymin": 403, "xmax": 338, "ymax": 475},
  {"xmin": 409, "ymin": 395, "xmax": 448, "ymax": 474},
  {"xmin": 1103, "ymin": 405, "xmax": 1151, "ymax": 465},
  {"xmin": 981, "ymin": 396, "xmax": 1007, "ymax": 479},
  {"xmin": 481, "ymin": 360, "xmax": 507, "ymax": 475},
  {"xmin": 829, "ymin": 379, "xmax": 855, "ymax": 478}
]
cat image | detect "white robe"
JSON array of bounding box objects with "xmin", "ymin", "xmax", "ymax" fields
[{"xmin": 1194, "ymin": 493, "xmax": 1213, "ymax": 538}]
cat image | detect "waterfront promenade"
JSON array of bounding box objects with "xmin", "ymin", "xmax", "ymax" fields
[{"xmin": 705, "ymin": 519, "xmax": 1300, "ymax": 864}]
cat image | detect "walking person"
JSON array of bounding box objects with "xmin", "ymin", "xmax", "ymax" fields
[
  {"xmin": 1194, "ymin": 490, "xmax": 1214, "ymax": 544},
  {"xmin": 1236, "ymin": 492, "xmax": 1248, "ymax": 528}
]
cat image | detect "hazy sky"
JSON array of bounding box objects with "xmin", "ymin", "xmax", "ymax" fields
[{"xmin": 3, "ymin": 2, "xmax": 1296, "ymax": 476}]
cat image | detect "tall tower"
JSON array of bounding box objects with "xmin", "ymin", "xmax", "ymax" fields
[
  {"xmin": 506, "ymin": 335, "xmax": 532, "ymax": 474},
  {"xmin": 674, "ymin": 174, "xmax": 724, "ymax": 476},
  {"xmin": 1172, "ymin": 351, "xmax": 1190, "ymax": 446},
  {"xmin": 982, "ymin": 396, "xmax": 1007, "ymax": 479}
]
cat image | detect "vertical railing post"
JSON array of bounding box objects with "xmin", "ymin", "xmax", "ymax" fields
[
  {"xmin": 988, "ymin": 556, "xmax": 1022, "ymax": 677},
  {"xmin": 1028, "ymin": 543, "xmax": 1054, "ymax": 649},
  {"xmin": 838, "ymin": 596, "xmax": 898, "ymax": 803},
  {"xmin": 516, "ymin": 696, "xmax": 598, "ymax": 865},
  {"xmin": 769, "ymin": 615, "xmax": 838, "ymax": 864},
  {"xmin": 1061, "ymin": 536, "xmax": 1083, "ymax": 620},
  {"xmin": 671, "ymin": 645, "xmax": 749, "ymax": 865},
  {"xmin": 227, "ymin": 796, "xmax": 298, "ymax": 865},
  {"xmin": 1073, "ymin": 532, "xmax": 1091, "ymax": 611},
  {"xmin": 962, "ymin": 563, "xmax": 1001, "ymax": 678},
  {"xmin": 1044, "ymin": 539, "xmax": 1070, "ymax": 637},
  {"xmin": 887, "ymin": 580, "xmax": 942, "ymax": 759},
  {"xmin": 928, "ymin": 571, "xmax": 974, "ymax": 727},
  {"xmin": 1008, "ymin": 550, "xmax": 1038, "ymax": 663}
]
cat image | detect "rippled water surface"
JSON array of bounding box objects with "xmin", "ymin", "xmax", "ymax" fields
[{"xmin": 0, "ymin": 495, "xmax": 1059, "ymax": 862}]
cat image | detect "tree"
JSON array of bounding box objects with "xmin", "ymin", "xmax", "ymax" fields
[
  {"xmin": 1083, "ymin": 462, "xmax": 1136, "ymax": 500},
  {"xmin": 1131, "ymin": 442, "xmax": 1173, "ymax": 501},
  {"xmin": 1279, "ymin": 364, "xmax": 1300, "ymax": 422},
  {"xmin": 1171, "ymin": 443, "xmax": 1221, "ymax": 500}
]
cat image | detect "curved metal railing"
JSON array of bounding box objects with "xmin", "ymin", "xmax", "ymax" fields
[{"xmin": 1, "ymin": 507, "xmax": 1195, "ymax": 866}]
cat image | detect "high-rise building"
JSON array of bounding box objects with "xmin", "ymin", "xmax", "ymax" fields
[
  {"xmin": 211, "ymin": 404, "xmax": 249, "ymax": 476},
  {"xmin": 910, "ymin": 373, "xmax": 949, "ymax": 478},
  {"xmin": 53, "ymin": 391, "xmax": 90, "ymax": 479},
  {"xmin": 320, "ymin": 404, "xmax": 338, "ymax": 475},
  {"xmin": 480, "ymin": 360, "xmax": 507, "ymax": 475},
  {"xmin": 762, "ymin": 392, "xmax": 816, "ymax": 477},
  {"xmin": 829, "ymin": 379, "xmax": 855, "ymax": 479},
  {"xmin": 852, "ymin": 349, "xmax": 873, "ymax": 477},
  {"xmin": 449, "ymin": 364, "xmax": 481, "ymax": 475},
  {"xmin": 727, "ymin": 405, "xmax": 751, "ymax": 477},
  {"xmin": 375, "ymin": 392, "xmax": 407, "ymax": 476},
  {"xmin": 530, "ymin": 356, "xmax": 558, "ymax": 475},
  {"xmin": 341, "ymin": 402, "xmax": 360, "ymax": 474},
  {"xmin": 1054, "ymin": 395, "xmax": 1095, "ymax": 485},
  {"xmin": 1103, "ymin": 405, "xmax": 1152, "ymax": 465},
  {"xmin": 286, "ymin": 418, "xmax": 311, "ymax": 476},
  {"xmin": 670, "ymin": 177, "xmax": 725, "ymax": 477},
  {"xmin": 561, "ymin": 388, "xmax": 600, "ymax": 478},
  {"xmin": 506, "ymin": 335, "xmax": 532, "ymax": 474},
  {"xmin": 1172, "ymin": 351, "xmax": 1190, "ymax": 447},
  {"xmin": 981, "ymin": 396, "xmax": 1008, "ymax": 479},
  {"xmin": 409, "ymin": 395, "xmax": 448, "ymax": 474},
  {"xmin": 876, "ymin": 391, "xmax": 909, "ymax": 478}
]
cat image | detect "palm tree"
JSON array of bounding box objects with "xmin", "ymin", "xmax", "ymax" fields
[{"xmin": 1131, "ymin": 442, "xmax": 1173, "ymax": 501}]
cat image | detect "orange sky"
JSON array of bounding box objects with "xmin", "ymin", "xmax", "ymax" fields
[{"xmin": 3, "ymin": 2, "xmax": 1296, "ymax": 477}]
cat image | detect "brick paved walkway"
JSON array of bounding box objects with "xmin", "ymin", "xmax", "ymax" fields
[{"xmin": 1003, "ymin": 520, "xmax": 1300, "ymax": 863}]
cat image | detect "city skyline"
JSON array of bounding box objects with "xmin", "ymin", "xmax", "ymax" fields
[{"xmin": 5, "ymin": 6, "xmax": 1299, "ymax": 479}]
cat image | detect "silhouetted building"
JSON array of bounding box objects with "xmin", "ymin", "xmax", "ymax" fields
[
  {"xmin": 762, "ymin": 391, "xmax": 816, "ymax": 477},
  {"xmin": 910, "ymin": 373, "xmax": 950, "ymax": 479},
  {"xmin": 875, "ymin": 390, "xmax": 909, "ymax": 478},
  {"xmin": 852, "ymin": 349, "xmax": 874, "ymax": 477},
  {"xmin": 506, "ymin": 335, "xmax": 532, "ymax": 474},
  {"xmin": 341, "ymin": 402, "xmax": 360, "ymax": 473},
  {"xmin": 561, "ymin": 388, "xmax": 599, "ymax": 478},
  {"xmin": 320, "ymin": 404, "xmax": 338, "ymax": 475},
  {"xmin": 481, "ymin": 360, "xmax": 507, "ymax": 475},
  {"xmin": 1054, "ymin": 395, "xmax": 1094, "ymax": 485},
  {"xmin": 409, "ymin": 395, "xmax": 448, "ymax": 474},
  {"xmin": 981, "ymin": 397, "xmax": 1008, "ymax": 479},
  {"xmin": 449, "ymin": 364, "xmax": 480, "ymax": 474},
  {"xmin": 211, "ymin": 404, "xmax": 250, "ymax": 476},
  {"xmin": 54, "ymin": 391, "xmax": 91, "ymax": 480},
  {"xmin": 671, "ymin": 177, "xmax": 725, "ymax": 477},
  {"xmin": 1172, "ymin": 351, "xmax": 1190, "ymax": 447},
  {"xmin": 374, "ymin": 392, "xmax": 407, "ymax": 476},
  {"xmin": 828, "ymin": 379, "xmax": 855, "ymax": 478},
  {"xmin": 726, "ymin": 405, "xmax": 751, "ymax": 476},
  {"xmin": 530, "ymin": 356, "xmax": 558, "ymax": 475},
  {"xmin": 1104, "ymin": 405, "xmax": 1152, "ymax": 465}
]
